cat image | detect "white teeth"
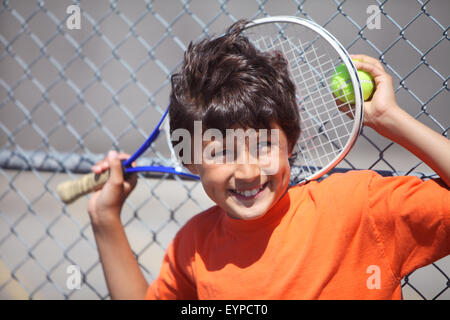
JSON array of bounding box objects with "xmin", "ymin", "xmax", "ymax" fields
[
  {"xmin": 244, "ymin": 189, "xmax": 258, "ymax": 197},
  {"xmin": 234, "ymin": 184, "xmax": 265, "ymax": 197}
]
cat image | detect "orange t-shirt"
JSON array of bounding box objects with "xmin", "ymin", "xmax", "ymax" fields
[{"xmin": 146, "ymin": 170, "xmax": 450, "ymax": 299}]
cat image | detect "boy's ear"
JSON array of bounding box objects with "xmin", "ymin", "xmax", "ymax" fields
[{"xmin": 288, "ymin": 143, "xmax": 294, "ymax": 158}]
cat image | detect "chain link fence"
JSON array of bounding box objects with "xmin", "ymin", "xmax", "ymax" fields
[{"xmin": 0, "ymin": 0, "xmax": 449, "ymax": 299}]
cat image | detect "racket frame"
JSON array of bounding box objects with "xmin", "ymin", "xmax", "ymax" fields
[{"xmin": 245, "ymin": 16, "xmax": 364, "ymax": 184}]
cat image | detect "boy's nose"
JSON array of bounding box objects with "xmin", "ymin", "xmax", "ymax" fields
[{"xmin": 234, "ymin": 163, "xmax": 261, "ymax": 182}]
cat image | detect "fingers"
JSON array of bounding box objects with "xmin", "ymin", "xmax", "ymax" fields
[
  {"xmin": 107, "ymin": 150, "xmax": 124, "ymax": 185},
  {"xmin": 350, "ymin": 55, "xmax": 392, "ymax": 88},
  {"xmin": 350, "ymin": 54, "xmax": 384, "ymax": 70},
  {"xmin": 91, "ymin": 160, "xmax": 108, "ymax": 174},
  {"xmin": 90, "ymin": 151, "xmax": 137, "ymax": 192},
  {"xmin": 91, "ymin": 152, "xmax": 133, "ymax": 174}
]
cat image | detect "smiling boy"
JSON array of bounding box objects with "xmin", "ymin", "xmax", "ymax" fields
[{"xmin": 88, "ymin": 21, "xmax": 450, "ymax": 299}]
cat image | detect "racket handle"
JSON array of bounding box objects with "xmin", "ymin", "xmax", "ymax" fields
[{"xmin": 57, "ymin": 171, "xmax": 110, "ymax": 204}]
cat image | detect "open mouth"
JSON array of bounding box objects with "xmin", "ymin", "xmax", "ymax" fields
[{"xmin": 229, "ymin": 182, "xmax": 269, "ymax": 200}]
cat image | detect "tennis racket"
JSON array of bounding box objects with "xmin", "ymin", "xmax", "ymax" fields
[{"xmin": 57, "ymin": 15, "xmax": 364, "ymax": 204}]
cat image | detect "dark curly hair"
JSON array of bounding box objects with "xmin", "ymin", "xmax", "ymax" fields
[{"xmin": 169, "ymin": 19, "xmax": 300, "ymax": 161}]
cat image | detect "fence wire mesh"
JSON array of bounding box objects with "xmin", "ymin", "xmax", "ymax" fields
[{"xmin": 0, "ymin": 0, "xmax": 449, "ymax": 299}]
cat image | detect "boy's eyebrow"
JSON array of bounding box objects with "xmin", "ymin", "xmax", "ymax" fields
[{"xmin": 201, "ymin": 130, "xmax": 274, "ymax": 148}]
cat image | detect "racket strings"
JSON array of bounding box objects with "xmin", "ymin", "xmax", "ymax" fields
[{"xmin": 248, "ymin": 24, "xmax": 358, "ymax": 180}]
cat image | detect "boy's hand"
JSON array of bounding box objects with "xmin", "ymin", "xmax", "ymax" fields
[
  {"xmin": 347, "ymin": 55, "xmax": 450, "ymax": 187},
  {"xmin": 87, "ymin": 150, "xmax": 137, "ymax": 226},
  {"xmin": 349, "ymin": 54, "xmax": 401, "ymax": 131}
]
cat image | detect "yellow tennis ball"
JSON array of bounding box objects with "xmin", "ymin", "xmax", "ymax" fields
[{"xmin": 330, "ymin": 60, "xmax": 374, "ymax": 104}]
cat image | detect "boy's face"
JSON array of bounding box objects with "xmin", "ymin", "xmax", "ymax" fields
[{"xmin": 188, "ymin": 122, "xmax": 292, "ymax": 220}]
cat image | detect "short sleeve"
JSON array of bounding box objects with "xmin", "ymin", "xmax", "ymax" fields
[
  {"xmin": 367, "ymin": 173, "xmax": 450, "ymax": 279},
  {"xmin": 146, "ymin": 231, "xmax": 198, "ymax": 300}
]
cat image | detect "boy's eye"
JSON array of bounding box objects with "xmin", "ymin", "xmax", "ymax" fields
[
  {"xmin": 258, "ymin": 141, "xmax": 271, "ymax": 148},
  {"xmin": 208, "ymin": 141, "xmax": 272, "ymax": 161},
  {"xmin": 212, "ymin": 149, "xmax": 231, "ymax": 158},
  {"xmin": 257, "ymin": 141, "xmax": 272, "ymax": 156}
]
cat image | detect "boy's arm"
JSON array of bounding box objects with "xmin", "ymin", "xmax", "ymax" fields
[
  {"xmin": 88, "ymin": 151, "xmax": 148, "ymax": 299},
  {"xmin": 352, "ymin": 54, "xmax": 450, "ymax": 187},
  {"xmin": 91, "ymin": 216, "xmax": 149, "ymax": 300}
]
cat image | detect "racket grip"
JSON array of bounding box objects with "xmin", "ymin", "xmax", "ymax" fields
[{"xmin": 57, "ymin": 171, "xmax": 110, "ymax": 204}]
